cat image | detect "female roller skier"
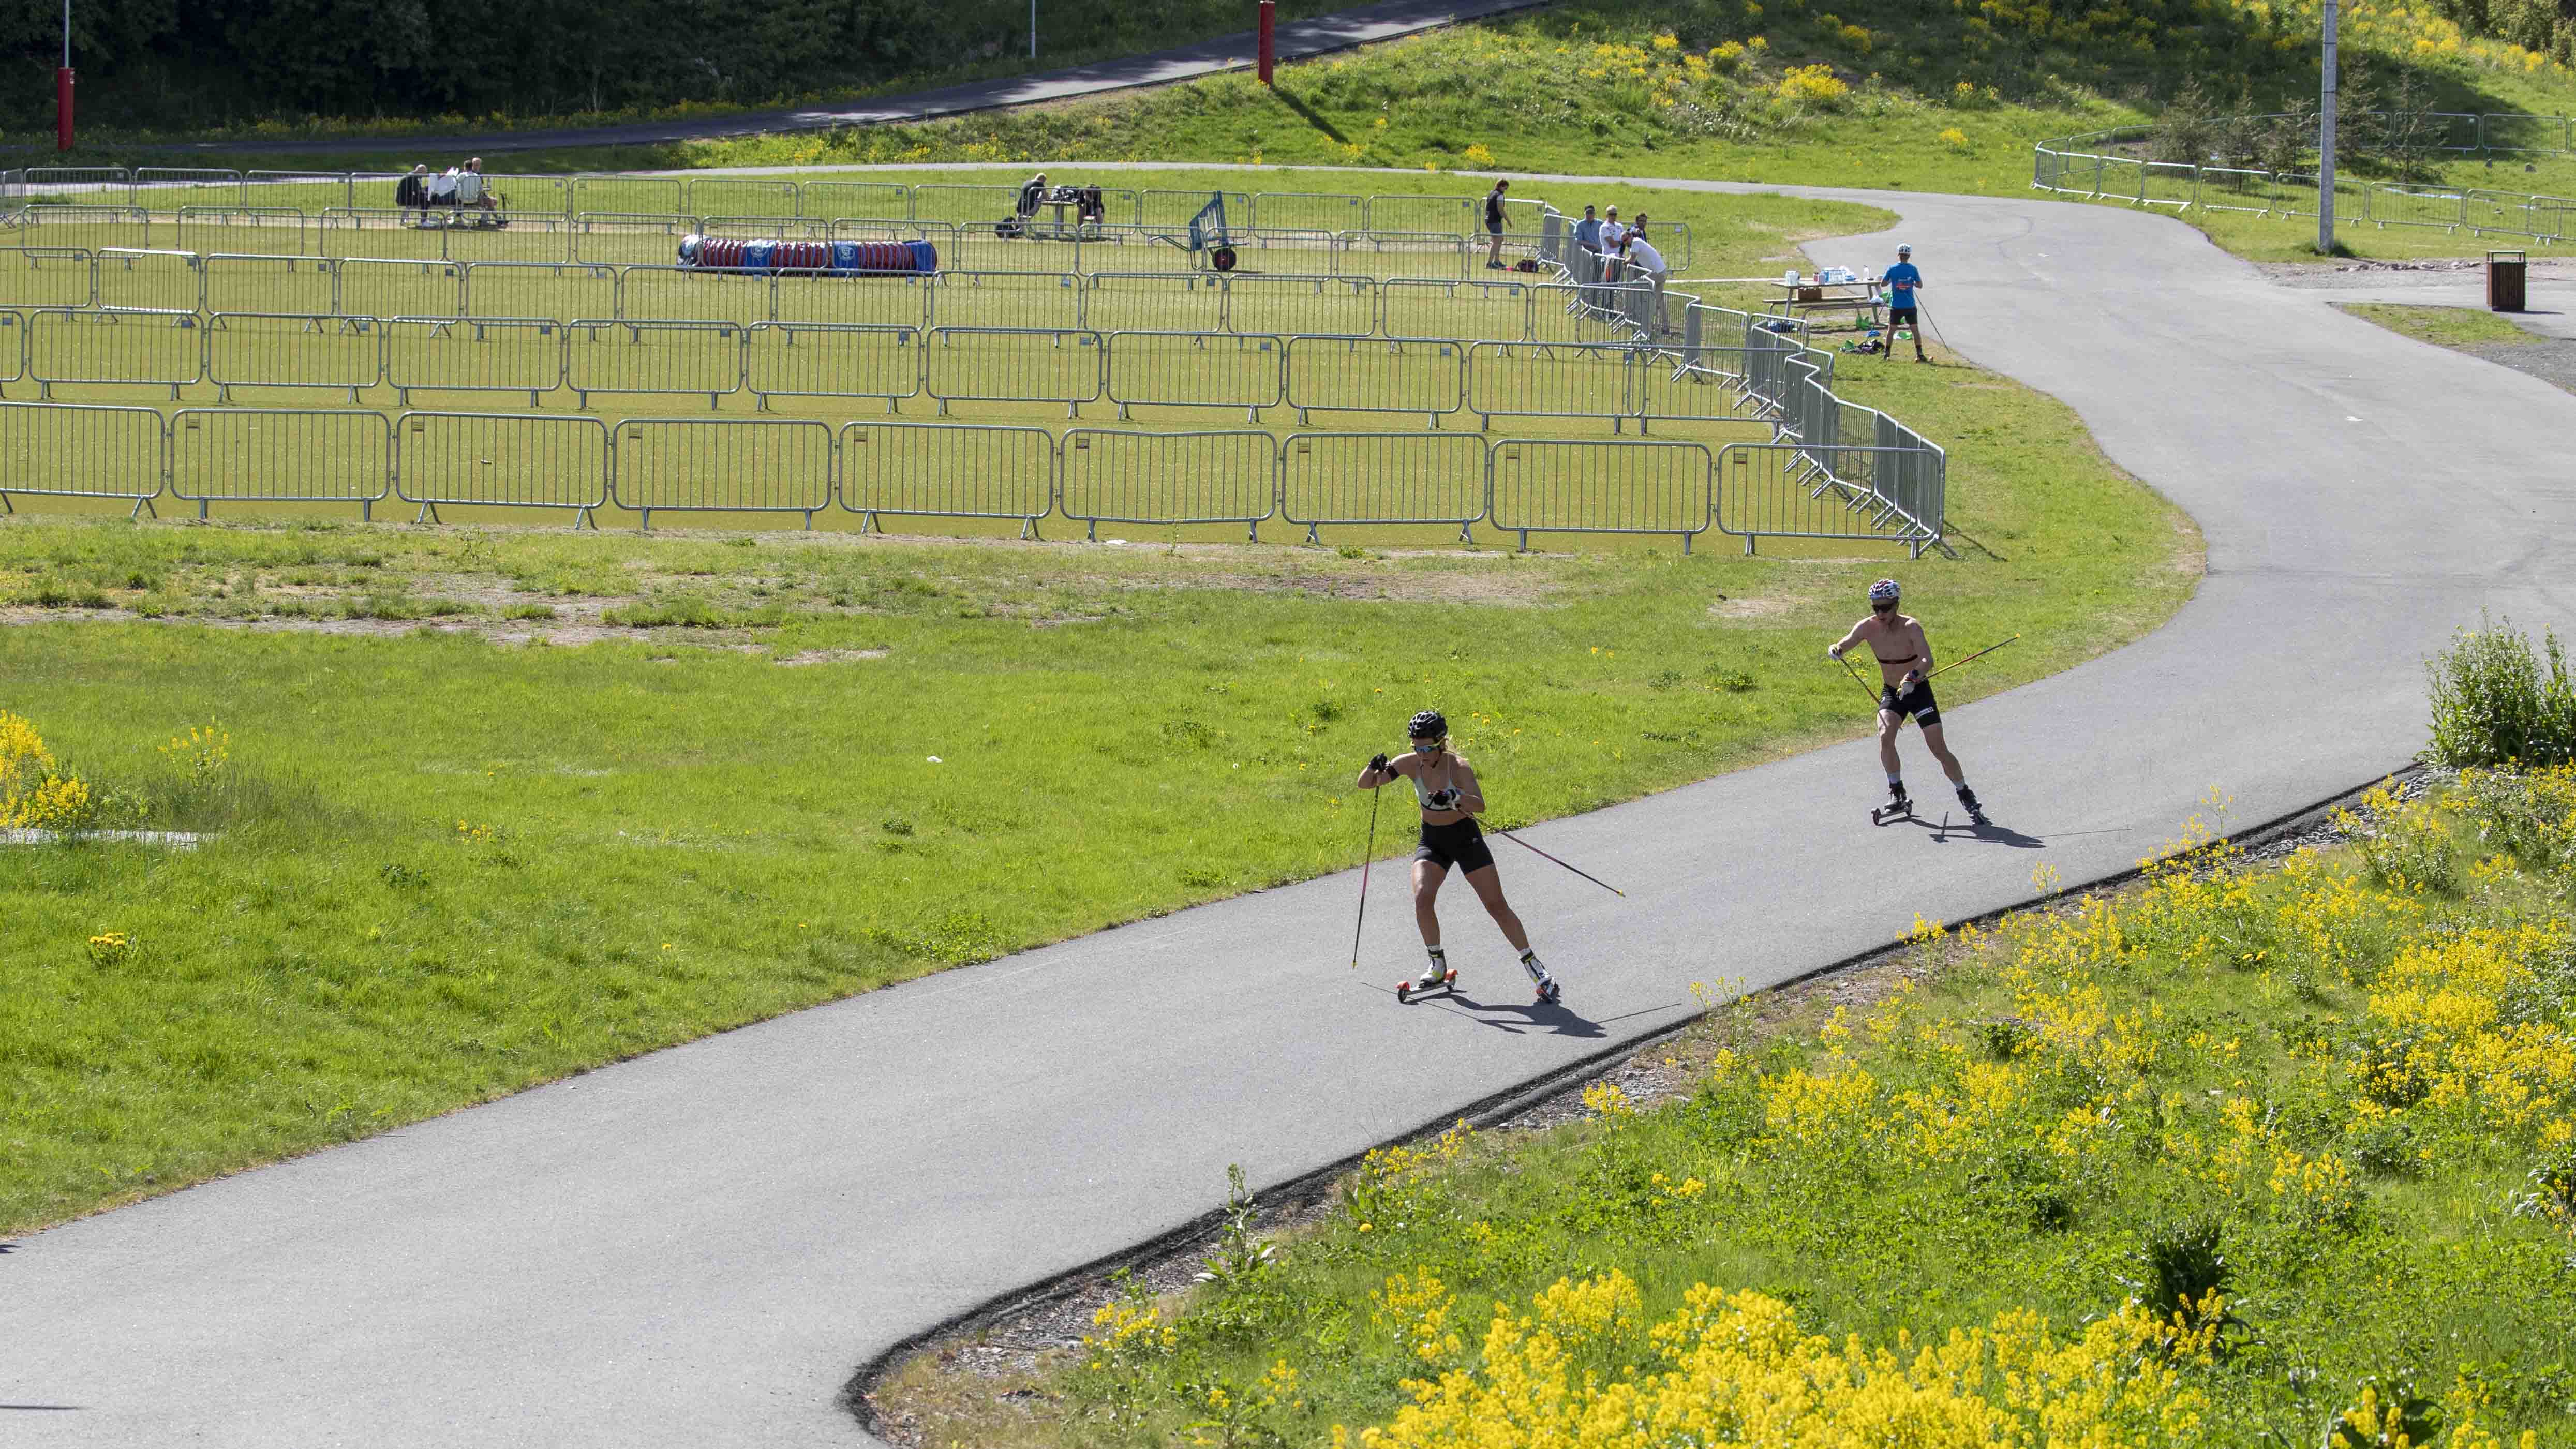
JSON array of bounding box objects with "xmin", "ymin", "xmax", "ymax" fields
[{"xmin": 1355, "ymin": 709, "xmax": 1560, "ymax": 1004}]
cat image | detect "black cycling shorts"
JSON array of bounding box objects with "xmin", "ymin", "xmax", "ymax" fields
[
  {"xmin": 1417, "ymin": 816, "xmax": 1497, "ymax": 874},
  {"xmin": 1881, "ymin": 679, "xmax": 1940, "ymax": 726},
  {"xmin": 1888, "ymin": 305, "xmax": 1919, "ymax": 325}
]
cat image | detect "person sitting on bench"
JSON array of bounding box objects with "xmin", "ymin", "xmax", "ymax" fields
[{"xmin": 395, "ymin": 164, "xmax": 430, "ymax": 213}]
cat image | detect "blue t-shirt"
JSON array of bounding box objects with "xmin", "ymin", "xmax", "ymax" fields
[
  {"xmin": 1574, "ymin": 217, "xmax": 1603, "ymax": 249},
  {"xmin": 1883, "ymin": 261, "xmax": 1922, "ymax": 309}
]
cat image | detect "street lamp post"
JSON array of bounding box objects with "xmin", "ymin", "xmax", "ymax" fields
[
  {"xmin": 1030, "ymin": 0, "xmax": 1037, "ymax": 60},
  {"xmin": 2318, "ymin": 0, "xmax": 2338, "ymax": 252},
  {"xmin": 56, "ymin": 0, "xmax": 75, "ymax": 153}
]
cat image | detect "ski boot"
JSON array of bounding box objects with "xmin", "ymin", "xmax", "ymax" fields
[
  {"xmin": 1396, "ymin": 954, "xmax": 1457, "ymax": 1003},
  {"xmin": 1871, "ymin": 781, "xmax": 1912, "ymax": 825},
  {"xmin": 1956, "ymin": 787, "xmax": 1986, "ymax": 826},
  {"xmin": 1518, "ymin": 950, "xmax": 1561, "ymax": 1005}
]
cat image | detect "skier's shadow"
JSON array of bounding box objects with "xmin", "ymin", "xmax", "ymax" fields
[
  {"xmin": 1888, "ymin": 811, "xmax": 2046, "ymax": 849},
  {"xmin": 1402, "ymin": 990, "xmax": 1607, "ymax": 1038}
]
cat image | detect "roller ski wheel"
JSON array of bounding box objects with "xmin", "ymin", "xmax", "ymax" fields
[
  {"xmin": 1958, "ymin": 791, "xmax": 1987, "ymax": 827},
  {"xmin": 1871, "ymin": 794, "xmax": 1913, "ymax": 826},
  {"xmin": 1535, "ymin": 977, "xmax": 1562, "ymax": 1006},
  {"xmin": 1396, "ymin": 968, "xmax": 1457, "ymax": 1003}
]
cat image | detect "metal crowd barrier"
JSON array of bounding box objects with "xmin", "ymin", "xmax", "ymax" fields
[{"xmin": 0, "ymin": 397, "xmax": 1937, "ymax": 551}]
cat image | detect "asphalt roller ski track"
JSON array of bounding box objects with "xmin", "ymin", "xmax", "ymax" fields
[{"xmin": 8, "ymin": 181, "xmax": 2576, "ymax": 1446}]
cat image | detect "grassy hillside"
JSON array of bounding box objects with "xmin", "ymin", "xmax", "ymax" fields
[{"xmin": 222, "ymin": 0, "xmax": 2576, "ymax": 265}]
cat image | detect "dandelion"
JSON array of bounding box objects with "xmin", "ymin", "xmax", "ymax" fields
[{"xmin": 86, "ymin": 931, "xmax": 131, "ymax": 968}]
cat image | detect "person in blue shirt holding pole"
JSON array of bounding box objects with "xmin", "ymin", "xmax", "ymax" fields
[{"xmin": 1881, "ymin": 242, "xmax": 1927, "ymax": 363}]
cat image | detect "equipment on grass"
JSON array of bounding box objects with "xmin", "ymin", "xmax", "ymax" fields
[
  {"xmin": 677, "ymin": 235, "xmax": 937, "ymax": 275},
  {"xmin": 1490, "ymin": 828, "xmax": 1624, "ymax": 898},
  {"xmin": 1350, "ymin": 783, "xmax": 1383, "ymax": 971},
  {"xmin": 1184, "ymin": 192, "xmax": 1240, "ymax": 272}
]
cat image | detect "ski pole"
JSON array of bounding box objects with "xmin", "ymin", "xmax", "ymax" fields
[
  {"xmin": 1925, "ymin": 633, "xmax": 2020, "ymax": 682},
  {"xmin": 1915, "ymin": 299, "xmax": 1952, "ymax": 355},
  {"xmin": 1839, "ymin": 652, "xmax": 1908, "ymax": 732},
  {"xmin": 1350, "ymin": 784, "xmax": 1383, "ymax": 970},
  {"xmin": 1490, "ymin": 827, "xmax": 1625, "ymax": 898}
]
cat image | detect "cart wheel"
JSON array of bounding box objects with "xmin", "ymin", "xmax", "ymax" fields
[{"xmin": 1211, "ymin": 247, "xmax": 1238, "ymax": 272}]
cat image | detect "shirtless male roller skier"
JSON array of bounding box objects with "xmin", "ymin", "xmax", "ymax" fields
[{"xmin": 1828, "ymin": 578, "xmax": 1983, "ymax": 820}]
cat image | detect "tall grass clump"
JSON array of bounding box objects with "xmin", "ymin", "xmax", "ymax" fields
[{"xmin": 2426, "ymin": 615, "xmax": 2576, "ymax": 768}]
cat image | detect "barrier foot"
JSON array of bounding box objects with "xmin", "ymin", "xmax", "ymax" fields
[
  {"xmin": 1085, "ymin": 519, "xmax": 1099, "ymax": 541},
  {"xmin": 575, "ymin": 506, "xmax": 597, "ymax": 532},
  {"xmin": 132, "ymin": 495, "xmax": 156, "ymax": 520},
  {"xmin": 1745, "ymin": 533, "xmax": 1757, "ymax": 555},
  {"xmin": 361, "ymin": 500, "xmax": 374, "ymax": 521},
  {"xmin": 1118, "ymin": 403, "xmax": 1131, "ymax": 421},
  {"xmin": 707, "ymin": 394, "xmax": 719, "ymax": 412},
  {"xmin": 1247, "ymin": 521, "xmax": 1260, "ymax": 543},
  {"xmin": 1516, "ymin": 529, "xmax": 1529, "ymax": 551},
  {"xmin": 1021, "ymin": 517, "xmax": 1041, "ymax": 541},
  {"xmin": 757, "ymin": 394, "xmax": 772, "ymax": 413},
  {"xmin": 861, "ymin": 510, "xmax": 881, "ymax": 535},
  {"xmin": 639, "ymin": 509, "xmax": 653, "ymax": 531},
  {"xmin": 1456, "ymin": 522, "xmax": 1473, "ymax": 545},
  {"xmin": 1304, "ymin": 523, "xmax": 1323, "ymax": 544},
  {"xmin": 198, "ymin": 499, "xmax": 210, "ymax": 520},
  {"xmin": 413, "ymin": 501, "xmax": 437, "ymax": 525},
  {"xmin": 0, "ymin": 491, "xmax": 14, "ymax": 515},
  {"xmin": 1682, "ymin": 532, "xmax": 1692, "ymax": 555},
  {"xmin": 802, "ymin": 510, "xmax": 815, "ymax": 531},
  {"xmin": 1426, "ymin": 413, "xmax": 1439, "ymax": 430}
]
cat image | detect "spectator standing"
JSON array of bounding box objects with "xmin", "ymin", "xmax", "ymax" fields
[
  {"xmin": 1599, "ymin": 205, "xmax": 1629, "ymax": 283},
  {"xmin": 1572, "ymin": 204, "xmax": 1603, "ymax": 258},
  {"xmin": 1881, "ymin": 242, "xmax": 1926, "ymax": 363},
  {"xmin": 1622, "ymin": 227, "xmax": 1671, "ymax": 333},
  {"xmin": 1483, "ymin": 179, "xmax": 1510, "ymax": 270}
]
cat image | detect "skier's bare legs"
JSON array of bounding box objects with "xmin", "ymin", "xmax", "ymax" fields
[
  {"xmin": 1920, "ymin": 721, "xmax": 1968, "ymax": 786},
  {"xmin": 1412, "ymin": 859, "xmax": 1448, "ymax": 948},
  {"xmin": 1462, "ymin": 865, "xmax": 1531, "ymax": 953}
]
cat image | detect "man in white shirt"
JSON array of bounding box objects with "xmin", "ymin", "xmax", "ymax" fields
[
  {"xmin": 1598, "ymin": 205, "xmax": 1629, "ymax": 283},
  {"xmin": 1621, "ymin": 229, "xmax": 1670, "ymax": 333}
]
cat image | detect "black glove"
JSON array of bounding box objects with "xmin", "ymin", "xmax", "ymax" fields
[
  {"xmin": 1425, "ymin": 788, "xmax": 1460, "ymax": 810},
  {"xmin": 1368, "ymin": 753, "xmax": 1389, "ymax": 773}
]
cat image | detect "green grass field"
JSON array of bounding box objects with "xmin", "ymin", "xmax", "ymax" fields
[
  {"xmin": 875, "ymin": 781, "xmax": 2576, "ymax": 1448},
  {"xmin": 0, "ymin": 252, "xmax": 2196, "ymax": 1232},
  {"xmin": 2336, "ymin": 300, "xmax": 2553, "ymax": 349}
]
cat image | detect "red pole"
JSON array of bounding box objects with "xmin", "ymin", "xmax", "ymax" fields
[
  {"xmin": 55, "ymin": 66, "xmax": 73, "ymax": 152},
  {"xmin": 1258, "ymin": 0, "xmax": 1275, "ymax": 85}
]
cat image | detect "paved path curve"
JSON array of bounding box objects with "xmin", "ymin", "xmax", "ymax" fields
[
  {"xmin": 183, "ymin": 0, "xmax": 1548, "ymax": 156},
  {"xmin": 8, "ymin": 177, "xmax": 2575, "ymax": 1446}
]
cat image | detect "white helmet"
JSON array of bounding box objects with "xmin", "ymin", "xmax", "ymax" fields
[
  {"xmin": 1868, "ymin": 578, "xmax": 1901, "ymax": 605},
  {"xmin": 1896, "ymin": 243, "xmax": 1913, "ymax": 255}
]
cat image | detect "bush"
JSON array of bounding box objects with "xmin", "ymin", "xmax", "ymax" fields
[{"xmin": 2425, "ymin": 615, "xmax": 2576, "ymax": 768}]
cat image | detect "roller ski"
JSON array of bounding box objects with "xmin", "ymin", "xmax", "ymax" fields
[
  {"xmin": 1871, "ymin": 781, "xmax": 1913, "ymax": 826},
  {"xmin": 1956, "ymin": 787, "xmax": 1988, "ymax": 827},
  {"xmin": 1396, "ymin": 953, "xmax": 1459, "ymax": 1004},
  {"xmin": 1518, "ymin": 949, "xmax": 1562, "ymax": 1006}
]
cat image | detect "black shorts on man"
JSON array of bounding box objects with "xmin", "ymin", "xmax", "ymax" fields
[
  {"xmin": 1880, "ymin": 679, "xmax": 1940, "ymax": 726},
  {"xmin": 1888, "ymin": 305, "xmax": 1919, "ymax": 325},
  {"xmin": 1417, "ymin": 816, "xmax": 1497, "ymax": 874}
]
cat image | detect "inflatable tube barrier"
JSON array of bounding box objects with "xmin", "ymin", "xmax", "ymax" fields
[{"xmin": 676, "ymin": 235, "xmax": 939, "ymax": 275}]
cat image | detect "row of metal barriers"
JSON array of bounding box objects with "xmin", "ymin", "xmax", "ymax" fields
[
  {"xmin": 0, "ymin": 248, "xmax": 1669, "ymax": 341},
  {"xmin": 0, "ymin": 404, "xmax": 1939, "ymax": 555},
  {"xmin": 1, "ymin": 171, "xmax": 1676, "ymax": 258},
  {"xmin": 0, "ymin": 311, "xmax": 1756, "ymax": 429}
]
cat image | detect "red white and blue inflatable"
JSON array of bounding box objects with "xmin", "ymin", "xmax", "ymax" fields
[{"xmin": 677, "ymin": 235, "xmax": 939, "ymax": 274}]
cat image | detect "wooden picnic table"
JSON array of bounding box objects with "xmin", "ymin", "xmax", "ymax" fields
[{"xmin": 1768, "ymin": 278, "xmax": 1885, "ymax": 329}]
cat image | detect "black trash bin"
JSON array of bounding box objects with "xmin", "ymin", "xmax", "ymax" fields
[{"xmin": 2488, "ymin": 249, "xmax": 2527, "ymax": 312}]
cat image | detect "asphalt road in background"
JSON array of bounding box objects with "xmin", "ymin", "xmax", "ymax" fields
[{"xmin": 9, "ymin": 178, "xmax": 2575, "ymax": 1446}]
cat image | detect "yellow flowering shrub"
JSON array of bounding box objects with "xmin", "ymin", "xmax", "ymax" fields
[
  {"xmin": 0, "ymin": 712, "xmax": 96, "ymax": 832},
  {"xmin": 1774, "ymin": 63, "xmax": 1849, "ymax": 104}
]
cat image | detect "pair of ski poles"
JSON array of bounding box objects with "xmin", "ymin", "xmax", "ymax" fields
[
  {"xmin": 1349, "ymin": 783, "xmax": 1624, "ymax": 971},
  {"xmin": 1837, "ymin": 633, "xmax": 2021, "ymax": 725}
]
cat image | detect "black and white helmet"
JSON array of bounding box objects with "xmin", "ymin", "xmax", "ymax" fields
[
  {"xmin": 1408, "ymin": 709, "xmax": 1448, "ymax": 741},
  {"xmin": 1868, "ymin": 578, "xmax": 1901, "ymax": 606}
]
